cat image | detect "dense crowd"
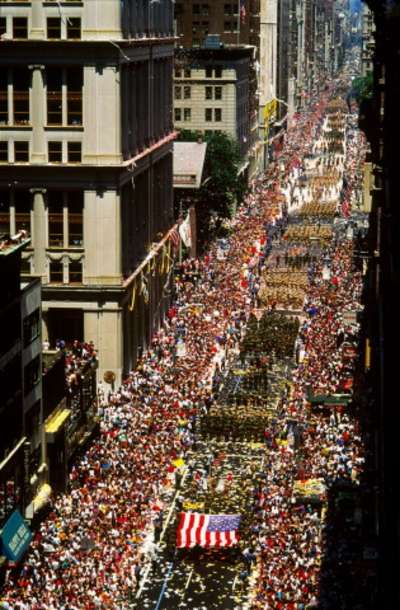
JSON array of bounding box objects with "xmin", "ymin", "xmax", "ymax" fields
[{"xmin": 1, "ymin": 67, "xmax": 368, "ymax": 610}]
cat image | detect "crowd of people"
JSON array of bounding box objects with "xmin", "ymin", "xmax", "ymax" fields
[{"xmin": 1, "ymin": 62, "xmax": 369, "ymax": 610}]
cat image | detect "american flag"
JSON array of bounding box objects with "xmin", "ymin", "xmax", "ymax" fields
[
  {"xmin": 176, "ymin": 512, "xmax": 241, "ymax": 548},
  {"xmin": 169, "ymin": 226, "xmax": 180, "ymax": 251}
]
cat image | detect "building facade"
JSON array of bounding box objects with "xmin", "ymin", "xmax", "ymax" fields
[
  {"xmin": 174, "ymin": 46, "xmax": 253, "ymax": 160},
  {"xmin": 0, "ymin": 0, "xmax": 176, "ymax": 384},
  {"xmin": 0, "ymin": 233, "xmax": 44, "ymax": 531}
]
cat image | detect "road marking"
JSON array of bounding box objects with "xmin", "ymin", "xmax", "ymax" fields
[
  {"xmin": 184, "ymin": 567, "xmax": 194, "ymax": 590},
  {"xmin": 153, "ymin": 561, "xmax": 174, "ymax": 610},
  {"xmin": 232, "ymin": 574, "xmax": 238, "ymax": 591},
  {"xmin": 135, "ymin": 562, "xmax": 153, "ymax": 599},
  {"xmin": 160, "ymin": 466, "xmax": 189, "ymax": 542}
]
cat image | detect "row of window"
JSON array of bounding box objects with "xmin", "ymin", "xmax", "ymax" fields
[
  {"xmin": 0, "ymin": 191, "xmax": 84, "ymax": 248},
  {"xmin": 0, "ymin": 141, "xmax": 82, "ymax": 163},
  {"xmin": 48, "ymin": 260, "xmax": 83, "ymax": 284},
  {"xmin": 175, "ymin": 67, "xmax": 224, "ymax": 79},
  {"xmin": 174, "ymin": 107, "xmax": 223, "ymax": 122},
  {"xmin": 174, "ymin": 85, "xmax": 223, "ymax": 100},
  {"xmin": 0, "ymin": 16, "xmax": 81, "ymax": 40},
  {"xmin": 0, "ymin": 67, "xmax": 83, "ymax": 126}
]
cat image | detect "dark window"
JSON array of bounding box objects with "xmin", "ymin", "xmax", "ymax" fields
[
  {"xmin": 201, "ymin": 4, "xmax": 209, "ymax": 15},
  {"xmin": 48, "ymin": 141, "xmax": 62, "ymax": 163},
  {"xmin": 13, "ymin": 68, "xmax": 30, "ymax": 124},
  {"xmin": 67, "ymin": 68, "xmax": 83, "ymax": 125},
  {"xmin": 14, "ymin": 141, "xmax": 29, "ymax": 162},
  {"xmin": 215, "ymin": 67, "xmax": 222, "ymax": 78},
  {"xmin": 47, "ymin": 68, "xmax": 62, "ymax": 125},
  {"xmin": 184, "ymin": 68, "xmax": 191, "ymax": 78},
  {"xmin": 0, "ymin": 70, "xmax": 7, "ymax": 124},
  {"xmin": 205, "ymin": 86, "xmax": 212, "ymax": 100},
  {"xmin": 174, "ymin": 108, "xmax": 182, "ymax": 121},
  {"xmin": 13, "ymin": 17, "xmax": 28, "ymax": 39},
  {"xmin": 69, "ymin": 260, "xmax": 82, "ymax": 284},
  {"xmin": 215, "ymin": 86, "xmax": 222, "ymax": 100},
  {"xmin": 174, "ymin": 68, "xmax": 182, "ymax": 78},
  {"xmin": 48, "ymin": 191, "xmax": 64, "ymax": 247},
  {"xmin": 0, "ymin": 17, "xmax": 6, "ymax": 37},
  {"xmin": 24, "ymin": 356, "xmax": 41, "ymax": 396},
  {"xmin": 49, "ymin": 260, "xmax": 63, "ymax": 283},
  {"xmin": 224, "ymin": 21, "xmax": 232, "ymax": 32},
  {"xmin": 0, "ymin": 191, "xmax": 10, "ymax": 234},
  {"xmin": 23, "ymin": 309, "xmax": 40, "ymax": 347},
  {"xmin": 174, "ymin": 86, "xmax": 182, "ymax": 100},
  {"xmin": 15, "ymin": 191, "xmax": 31, "ymax": 233},
  {"xmin": 205, "ymin": 67, "xmax": 212, "ymax": 78},
  {"xmin": 224, "ymin": 4, "xmax": 232, "ymax": 14},
  {"xmin": 20, "ymin": 258, "xmax": 31, "ymax": 275},
  {"xmin": 193, "ymin": 4, "xmax": 200, "ymax": 14},
  {"xmin": 192, "ymin": 38, "xmax": 200, "ymax": 47},
  {"xmin": 68, "ymin": 192, "xmax": 83, "ymax": 246},
  {"xmin": 47, "ymin": 17, "xmax": 61, "ymax": 39},
  {"xmin": 67, "ymin": 18, "xmax": 81, "ymax": 40},
  {"xmin": 0, "ymin": 141, "xmax": 8, "ymax": 162},
  {"xmin": 67, "ymin": 142, "xmax": 81, "ymax": 163},
  {"xmin": 205, "ymin": 108, "xmax": 212, "ymax": 121},
  {"xmin": 183, "ymin": 108, "xmax": 191, "ymax": 122},
  {"xmin": 215, "ymin": 108, "xmax": 222, "ymax": 121},
  {"xmin": 183, "ymin": 86, "xmax": 191, "ymax": 99}
]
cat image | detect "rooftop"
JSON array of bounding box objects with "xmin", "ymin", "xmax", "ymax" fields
[{"xmin": 173, "ymin": 142, "xmax": 208, "ymax": 189}]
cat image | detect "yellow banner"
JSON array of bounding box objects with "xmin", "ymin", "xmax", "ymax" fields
[
  {"xmin": 183, "ymin": 501, "xmax": 205, "ymax": 511},
  {"xmin": 263, "ymin": 99, "xmax": 277, "ymax": 124}
]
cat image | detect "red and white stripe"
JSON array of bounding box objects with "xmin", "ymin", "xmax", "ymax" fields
[{"xmin": 176, "ymin": 512, "xmax": 240, "ymax": 549}]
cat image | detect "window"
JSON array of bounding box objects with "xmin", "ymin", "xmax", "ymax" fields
[
  {"xmin": 0, "ymin": 141, "xmax": 8, "ymax": 162},
  {"xmin": 174, "ymin": 86, "xmax": 182, "ymax": 100},
  {"xmin": 47, "ymin": 17, "xmax": 61, "ymax": 39},
  {"xmin": 215, "ymin": 86, "xmax": 222, "ymax": 100},
  {"xmin": 224, "ymin": 21, "xmax": 232, "ymax": 32},
  {"xmin": 174, "ymin": 108, "xmax": 182, "ymax": 121},
  {"xmin": 48, "ymin": 191, "xmax": 64, "ymax": 247},
  {"xmin": 184, "ymin": 68, "xmax": 191, "ymax": 78},
  {"xmin": 14, "ymin": 141, "xmax": 29, "ymax": 162},
  {"xmin": 205, "ymin": 86, "xmax": 212, "ymax": 100},
  {"xmin": 49, "ymin": 260, "xmax": 63, "ymax": 283},
  {"xmin": 15, "ymin": 191, "xmax": 31, "ymax": 233},
  {"xmin": 48, "ymin": 141, "xmax": 62, "ymax": 163},
  {"xmin": 69, "ymin": 260, "xmax": 82, "ymax": 284},
  {"xmin": 68, "ymin": 192, "xmax": 83, "ymax": 246},
  {"xmin": 13, "ymin": 17, "xmax": 28, "ymax": 39},
  {"xmin": 183, "ymin": 108, "xmax": 191, "ymax": 122},
  {"xmin": 24, "ymin": 356, "xmax": 41, "ymax": 396},
  {"xmin": 215, "ymin": 108, "xmax": 222, "ymax": 121},
  {"xmin": 13, "ymin": 68, "xmax": 30, "ymax": 124},
  {"xmin": 174, "ymin": 68, "xmax": 182, "ymax": 78},
  {"xmin": 201, "ymin": 4, "xmax": 209, "ymax": 15},
  {"xmin": 67, "ymin": 142, "xmax": 81, "ymax": 163},
  {"xmin": 46, "ymin": 68, "xmax": 62, "ymax": 125},
  {"xmin": 21, "ymin": 258, "xmax": 31, "ymax": 275},
  {"xmin": 0, "ymin": 17, "xmax": 6, "ymax": 37},
  {"xmin": 67, "ymin": 18, "xmax": 81, "ymax": 40},
  {"xmin": 224, "ymin": 3, "xmax": 233, "ymax": 14},
  {"xmin": 215, "ymin": 67, "xmax": 222, "ymax": 78},
  {"xmin": 205, "ymin": 108, "xmax": 212, "ymax": 122},
  {"xmin": 23, "ymin": 309, "xmax": 40, "ymax": 347},
  {"xmin": 0, "ymin": 191, "xmax": 10, "ymax": 234},
  {"xmin": 67, "ymin": 68, "xmax": 83, "ymax": 125},
  {"xmin": 184, "ymin": 86, "xmax": 191, "ymax": 99},
  {"xmin": 0, "ymin": 70, "xmax": 7, "ymax": 124},
  {"xmin": 206, "ymin": 67, "xmax": 212, "ymax": 78},
  {"xmin": 193, "ymin": 4, "xmax": 200, "ymax": 14},
  {"xmin": 193, "ymin": 38, "xmax": 200, "ymax": 47}
]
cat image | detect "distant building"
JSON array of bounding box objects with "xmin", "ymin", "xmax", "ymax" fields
[
  {"xmin": 174, "ymin": 45, "xmax": 255, "ymax": 179},
  {"xmin": 0, "ymin": 0, "xmax": 176, "ymax": 384}
]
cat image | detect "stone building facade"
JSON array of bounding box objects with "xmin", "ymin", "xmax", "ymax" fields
[{"xmin": 0, "ymin": 0, "xmax": 176, "ymax": 384}]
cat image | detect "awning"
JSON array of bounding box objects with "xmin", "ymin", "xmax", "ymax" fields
[
  {"xmin": 32, "ymin": 483, "xmax": 52, "ymax": 513},
  {"xmin": 45, "ymin": 408, "xmax": 71, "ymax": 441},
  {"xmin": 173, "ymin": 142, "xmax": 207, "ymax": 189}
]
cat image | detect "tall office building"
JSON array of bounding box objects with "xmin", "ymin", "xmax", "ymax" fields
[{"xmin": 0, "ymin": 0, "xmax": 176, "ymax": 384}]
